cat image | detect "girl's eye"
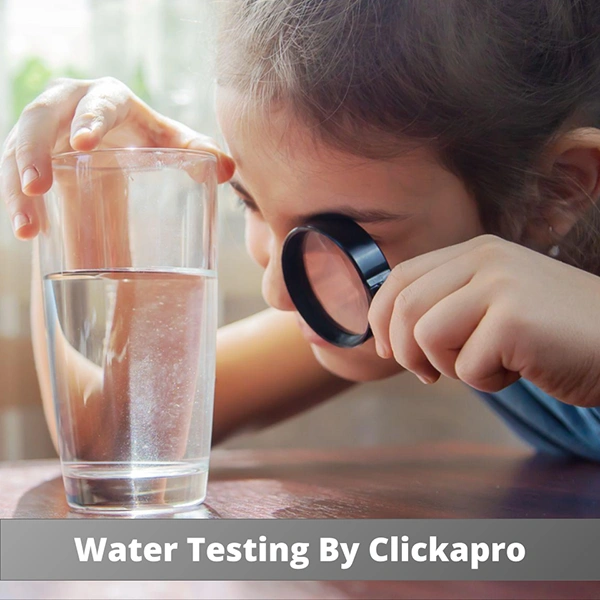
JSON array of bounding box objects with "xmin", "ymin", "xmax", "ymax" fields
[
  {"xmin": 234, "ymin": 195, "xmax": 249, "ymax": 211},
  {"xmin": 233, "ymin": 194, "xmax": 255, "ymax": 214},
  {"xmin": 359, "ymin": 226, "xmax": 383, "ymax": 246},
  {"xmin": 368, "ymin": 234, "xmax": 383, "ymax": 246},
  {"xmin": 232, "ymin": 192, "xmax": 261, "ymax": 216}
]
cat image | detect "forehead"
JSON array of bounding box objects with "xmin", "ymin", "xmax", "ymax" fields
[{"xmin": 216, "ymin": 86, "xmax": 456, "ymax": 216}]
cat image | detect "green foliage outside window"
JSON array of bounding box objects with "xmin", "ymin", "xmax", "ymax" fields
[{"xmin": 10, "ymin": 56, "xmax": 152, "ymax": 126}]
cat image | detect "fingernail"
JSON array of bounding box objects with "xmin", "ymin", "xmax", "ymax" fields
[
  {"xmin": 417, "ymin": 374, "xmax": 435, "ymax": 385},
  {"xmin": 12, "ymin": 212, "xmax": 30, "ymax": 234},
  {"xmin": 21, "ymin": 166, "xmax": 39, "ymax": 189},
  {"xmin": 73, "ymin": 126, "xmax": 92, "ymax": 138},
  {"xmin": 375, "ymin": 340, "xmax": 391, "ymax": 359}
]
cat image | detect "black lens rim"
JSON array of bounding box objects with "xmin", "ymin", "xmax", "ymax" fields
[{"xmin": 282, "ymin": 214, "xmax": 391, "ymax": 348}]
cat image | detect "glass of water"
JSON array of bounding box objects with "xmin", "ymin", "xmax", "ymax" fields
[{"xmin": 39, "ymin": 148, "xmax": 218, "ymax": 515}]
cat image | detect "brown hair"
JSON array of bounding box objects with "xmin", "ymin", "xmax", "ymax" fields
[{"xmin": 217, "ymin": 0, "xmax": 600, "ymax": 273}]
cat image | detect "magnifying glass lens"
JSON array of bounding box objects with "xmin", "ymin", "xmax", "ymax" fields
[
  {"xmin": 282, "ymin": 215, "xmax": 390, "ymax": 348},
  {"xmin": 302, "ymin": 231, "xmax": 370, "ymax": 335}
]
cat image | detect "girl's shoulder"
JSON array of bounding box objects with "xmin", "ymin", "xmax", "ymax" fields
[{"xmin": 472, "ymin": 379, "xmax": 600, "ymax": 462}]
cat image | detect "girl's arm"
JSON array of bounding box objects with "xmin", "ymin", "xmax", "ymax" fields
[{"xmin": 213, "ymin": 308, "xmax": 355, "ymax": 444}]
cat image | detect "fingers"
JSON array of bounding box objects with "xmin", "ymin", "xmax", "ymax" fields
[
  {"xmin": 14, "ymin": 106, "xmax": 60, "ymax": 197},
  {"xmin": 454, "ymin": 311, "xmax": 521, "ymax": 393},
  {"xmin": 412, "ymin": 283, "xmax": 487, "ymax": 380},
  {"xmin": 14, "ymin": 80, "xmax": 90, "ymax": 196},
  {"xmin": 69, "ymin": 77, "xmax": 135, "ymax": 151},
  {"xmin": 370, "ymin": 253, "xmax": 476, "ymax": 383},
  {"xmin": 72, "ymin": 88, "xmax": 236, "ymax": 182},
  {"xmin": 191, "ymin": 137, "xmax": 236, "ymax": 184},
  {"xmin": 409, "ymin": 281, "xmax": 519, "ymax": 391},
  {"xmin": 369, "ymin": 235, "xmax": 502, "ymax": 358},
  {"xmin": 1, "ymin": 138, "xmax": 42, "ymax": 239},
  {"xmin": 370, "ymin": 244, "xmax": 468, "ymax": 358},
  {"xmin": 160, "ymin": 117, "xmax": 236, "ymax": 183},
  {"xmin": 4, "ymin": 78, "xmax": 141, "ymax": 238},
  {"xmin": 2, "ymin": 80, "xmax": 91, "ymax": 238},
  {"xmin": 367, "ymin": 236, "xmax": 519, "ymax": 386}
]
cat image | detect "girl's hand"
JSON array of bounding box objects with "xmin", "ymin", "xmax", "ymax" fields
[
  {"xmin": 1, "ymin": 77, "xmax": 235, "ymax": 239},
  {"xmin": 369, "ymin": 235, "xmax": 600, "ymax": 408}
]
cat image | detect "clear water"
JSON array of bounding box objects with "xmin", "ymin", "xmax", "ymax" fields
[{"xmin": 43, "ymin": 269, "xmax": 217, "ymax": 514}]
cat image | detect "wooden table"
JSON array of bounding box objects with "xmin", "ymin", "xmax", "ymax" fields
[{"xmin": 1, "ymin": 442, "xmax": 600, "ymax": 599}]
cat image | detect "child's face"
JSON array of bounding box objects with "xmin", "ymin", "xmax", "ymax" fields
[{"xmin": 216, "ymin": 87, "xmax": 486, "ymax": 381}]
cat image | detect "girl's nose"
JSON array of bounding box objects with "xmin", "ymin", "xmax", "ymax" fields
[{"xmin": 261, "ymin": 254, "xmax": 296, "ymax": 312}]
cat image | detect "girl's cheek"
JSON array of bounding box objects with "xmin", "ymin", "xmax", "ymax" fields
[{"xmin": 244, "ymin": 214, "xmax": 272, "ymax": 270}]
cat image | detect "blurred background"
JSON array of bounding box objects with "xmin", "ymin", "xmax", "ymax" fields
[{"xmin": 0, "ymin": 0, "xmax": 525, "ymax": 460}]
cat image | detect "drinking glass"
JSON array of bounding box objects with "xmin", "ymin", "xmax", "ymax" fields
[{"xmin": 39, "ymin": 148, "xmax": 218, "ymax": 515}]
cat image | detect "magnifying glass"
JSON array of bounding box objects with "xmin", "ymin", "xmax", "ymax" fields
[{"xmin": 282, "ymin": 215, "xmax": 391, "ymax": 348}]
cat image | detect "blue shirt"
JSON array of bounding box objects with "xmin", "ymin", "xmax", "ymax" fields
[{"xmin": 475, "ymin": 380, "xmax": 600, "ymax": 461}]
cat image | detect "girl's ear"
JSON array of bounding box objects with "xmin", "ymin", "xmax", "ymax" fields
[{"xmin": 528, "ymin": 128, "xmax": 600, "ymax": 250}]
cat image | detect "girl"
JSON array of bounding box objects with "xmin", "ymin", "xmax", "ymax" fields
[{"xmin": 3, "ymin": 0, "xmax": 600, "ymax": 459}]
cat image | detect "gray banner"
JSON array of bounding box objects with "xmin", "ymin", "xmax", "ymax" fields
[{"xmin": 1, "ymin": 519, "xmax": 598, "ymax": 581}]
